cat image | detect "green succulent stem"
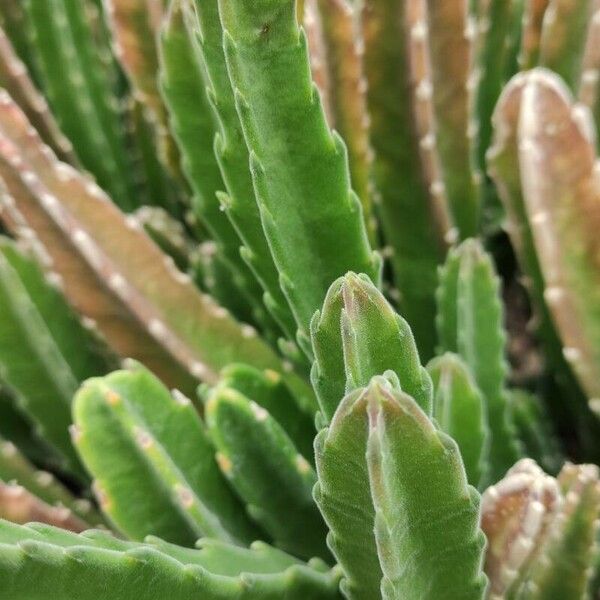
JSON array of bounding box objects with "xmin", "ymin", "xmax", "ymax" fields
[
  {"xmin": 218, "ymin": 0, "xmax": 381, "ymax": 354},
  {"xmin": 73, "ymin": 365, "xmax": 260, "ymax": 546},
  {"xmin": 0, "ymin": 521, "xmax": 343, "ymax": 599},
  {"xmin": 314, "ymin": 376, "xmax": 488, "ymax": 600},
  {"xmin": 311, "ymin": 272, "xmax": 432, "ymax": 424}
]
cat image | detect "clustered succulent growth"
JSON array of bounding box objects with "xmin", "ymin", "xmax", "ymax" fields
[{"xmin": 0, "ymin": 0, "xmax": 599, "ymax": 598}]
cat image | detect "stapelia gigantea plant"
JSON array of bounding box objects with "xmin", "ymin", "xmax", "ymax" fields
[{"xmin": 0, "ymin": 0, "xmax": 600, "ymax": 598}]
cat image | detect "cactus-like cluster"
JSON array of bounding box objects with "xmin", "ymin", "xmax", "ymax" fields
[{"xmin": 0, "ymin": 0, "xmax": 599, "ymax": 598}]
